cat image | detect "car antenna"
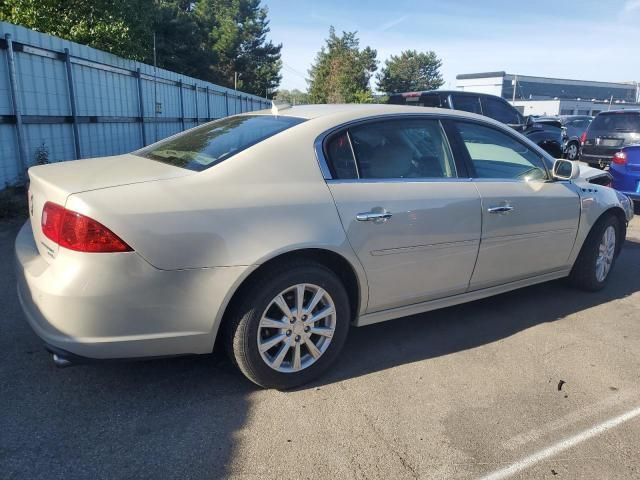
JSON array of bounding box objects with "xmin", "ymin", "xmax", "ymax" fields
[{"xmin": 271, "ymin": 101, "xmax": 291, "ymax": 116}]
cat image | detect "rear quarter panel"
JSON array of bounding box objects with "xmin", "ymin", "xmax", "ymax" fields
[{"xmin": 66, "ymin": 120, "xmax": 360, "ymax": 271}]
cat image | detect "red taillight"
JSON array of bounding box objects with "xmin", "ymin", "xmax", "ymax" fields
[
  {"xmin": 580, "ymin": 132, "xmax": 587, "ymax": 144},
  {"xmin": 612, "ymin": 151, "xmax": 627, "ymax": 165},
  {"xmin": 41, "ymin": 202, "xmax": 132, "ymax": 253}
]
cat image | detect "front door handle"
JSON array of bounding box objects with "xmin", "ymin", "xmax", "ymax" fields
[
  {"xmin": 356, "ymin": 210, "xmax": 393, "ymax": 222},
  {"xmin": 487, "ymin": 205, "xmax": 514, "ymax": 214}
]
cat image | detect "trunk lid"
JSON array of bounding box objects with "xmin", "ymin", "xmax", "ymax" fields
[{"xmin": 27, "ymin": 154, "xmax": 193, "ymax": 262}]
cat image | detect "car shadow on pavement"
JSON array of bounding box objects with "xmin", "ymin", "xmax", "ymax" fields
[{"xmin": 311, "ymin": 238, "xmax": 640, "ymax": 389}]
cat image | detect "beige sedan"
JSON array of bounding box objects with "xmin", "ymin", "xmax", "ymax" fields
[{"xmin": 15, "ymin": 104, "xmax": 634, "ymax": 388}]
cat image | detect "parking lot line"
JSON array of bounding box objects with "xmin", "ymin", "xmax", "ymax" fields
[
  {"xmin": 478, "ymin": 405, "xmax": 640, "ymax": 480},
  {"xmin": 502, "ymin": 389, "xmax": 638, "ymax": 450}
]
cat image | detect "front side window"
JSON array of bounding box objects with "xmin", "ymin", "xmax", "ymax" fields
[
  {"xmin": 136, "ymin": 115, "xmax": 306, "ymax": 171},
  {"xmin": 480, "ymin": 97, "xmax": 521, "ymax": 124},
  {"xmin": 451, "ymin": 94, "xmax": 482, "ymax": 115},
  {"xmin": 349, "ymin": 119, "xmax": 456, "ymax": 179},
  {"xmin": 456, "ymin": 121, "xmax": 547, "ymax": 180}
]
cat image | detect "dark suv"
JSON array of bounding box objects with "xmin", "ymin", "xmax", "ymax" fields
[
  {"xmin": 580, "ymin": 110, "xmax": 640, "ymax": 169},
  {"xmin": 388, "ymin": 90, "xmax": 564, "ymax": 158}
]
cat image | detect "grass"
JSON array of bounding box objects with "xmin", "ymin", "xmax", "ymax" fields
[{"xmin": 0, "ymin": 185, "xmax": 28, "ymax": 220}]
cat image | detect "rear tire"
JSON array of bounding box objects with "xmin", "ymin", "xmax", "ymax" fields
[
  {"xmin": 565, "ymin": 141, "xmax": 579, "ymax": 160},
  {"xmin": 224, "ymin": 261, "xmax": 350, "ymax": 389},
  {"xmin": 569, "ymin": 214, "xmax": 620, "ymax": 291}
]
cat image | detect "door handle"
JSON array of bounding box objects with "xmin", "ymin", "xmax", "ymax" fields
[
  {"xmin": 356, "ymin": 211, "xmax": 393, "ymax": 222},
  {"xmin": 487, "ymin": 205, "xmax": 514, "ymax": 214}
]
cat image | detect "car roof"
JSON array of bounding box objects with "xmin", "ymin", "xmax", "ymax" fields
[
  {"xmin": 247, "ymin": 103, "xmax": 491, "ymax": 121},
  {"xmin": 597, "ymin": 109, "xmax": 640, "ymax": 115}
]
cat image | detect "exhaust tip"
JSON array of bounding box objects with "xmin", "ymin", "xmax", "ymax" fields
[{"xmin": 52, "ymin": 353, "xmax": 72, "ymax": 368}]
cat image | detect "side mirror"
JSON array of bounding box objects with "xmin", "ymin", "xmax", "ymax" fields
[
  {"xmin": 553, "ymin": 159, "xmax": 580, "ymax": 180},
  {"xmin": 526, "ymin": 115, "xmax": 534, "ymax": 127}
]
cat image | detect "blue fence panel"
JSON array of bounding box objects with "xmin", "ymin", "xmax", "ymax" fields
[{"xmin": 0, "ymin": 21, "xmax": 271, "ymax": 187}]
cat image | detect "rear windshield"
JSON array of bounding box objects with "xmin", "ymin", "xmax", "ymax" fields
[
  {"xmin": 135, "ymin": 115, "xmax": 306, "ymax": 171},
  {"xmin": 589, "ymin": 113, "xmax": 640, "ymax": 133}
]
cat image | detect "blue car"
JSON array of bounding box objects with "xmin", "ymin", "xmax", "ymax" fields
[{"xmin": 610, "ymin": 145, "xmax": 640, "ymax": 203}]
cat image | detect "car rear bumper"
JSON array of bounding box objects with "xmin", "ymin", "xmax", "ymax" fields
[{"xmin": 15, "ymin": 221, "xmax": 250, "ymax": 360}]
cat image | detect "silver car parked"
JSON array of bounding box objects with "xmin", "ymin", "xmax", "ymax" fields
[{"xmin": 15, "ymin": 104, "xmax": 634, "ymax": 389}]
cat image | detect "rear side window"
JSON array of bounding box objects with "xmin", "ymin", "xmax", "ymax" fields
[
  {"xmin": 325, "ymin": 132, "xmax": 358, "ymax": 179},
  {"xmin": 136, "ymin": 115, "xmax": 306, "ymax": 171},
  {"xmin": 480, "ymin": 97, "xmax": 521, "ymax": 124},
  {"xmin": 325, "ymin": 119, "xmax": 456, "ymax": 180},
  {"xmin": 589, "ymin": 113, "xmax": 640, "ymax": 133},
  {"xmin": 451, "ymin": 94, "xmax": 482, "ymax": 115}
]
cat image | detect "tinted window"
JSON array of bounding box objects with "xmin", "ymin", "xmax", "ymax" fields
[
  {"xmin": 347, "ymin": 119, "xmax": 456, "ymax": 179},
  {"xmin": 481, "ymin": 97, "xmax": 521, "ymax": 124},
  {"xmin": 136, "ymin": 115, "xmax": 305, "ymax": 171},
  {"xmin": 325, "ymin": 131, "xmax": 358, "ymax": 179},
  {"xmin": 456, "ymin": 122, "xmax": 547, "ymax": 180},
  {"xmin": 589, "ymin": 113, "xmax": 640, "ymax": 133},
  {"xmin": 451, "ymin": 94, "xmax": 482, "ymax": 114}
]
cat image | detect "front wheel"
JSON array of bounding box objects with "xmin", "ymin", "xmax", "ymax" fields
[
  {"xmin": 569, "ymin": 215, "xmax": 620, "ymax": 291},
  {"xmin": 225, "ymin": 261, "xmax": 350, "ymax": 389}
]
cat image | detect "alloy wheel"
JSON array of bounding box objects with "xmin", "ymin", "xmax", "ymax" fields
[
  {"xmin": 595, "ymin": 225, "xmax": 616, "ymax": 282},
  {"xmin": 257, "ymin": 283, "xmax": 336, "ymax": 373}
]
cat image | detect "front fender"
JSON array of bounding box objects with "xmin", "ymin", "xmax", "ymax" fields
[{"xmin": 568, "ymin": 183, "xmax": 631, "ymax": 266}]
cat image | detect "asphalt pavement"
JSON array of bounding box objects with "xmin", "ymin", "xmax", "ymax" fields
[{"xmin": 1, "ymin": 215, "xmax": 639, "ymax": 479}]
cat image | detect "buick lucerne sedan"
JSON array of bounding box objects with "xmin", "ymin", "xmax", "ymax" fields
[{"xmin": 16, "ymin": 104, "xmax": 634, "ymax": 389}]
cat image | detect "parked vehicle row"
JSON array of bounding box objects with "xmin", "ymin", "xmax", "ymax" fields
[
  {"xmin": 388, "ymin": 90, "xmax": 564, "ymax": 158},
  {"xmin": 15, "ymin": 104, "xmax": 634, "ymax": 389}
]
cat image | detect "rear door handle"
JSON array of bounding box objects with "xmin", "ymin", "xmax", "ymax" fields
[
  {"xmin": 487, "ymin": 205, "xmax": 514, "ymax": 214},
  {"xmin": 356, "ymin": 211, "xmax": 393, "ymax": 222}
]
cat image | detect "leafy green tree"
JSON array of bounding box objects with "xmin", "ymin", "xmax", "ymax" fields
[
  {"xmin": 153, "ymin": 1, "xmax": 212, "ymax": 79},
  {"xmin": 0, "ymin": 0, "xmax": 156, "ymax": 61},
  {"xmin": 275, "ymin": 89, "xmax": 309, "ymax": 105},
  {"xmin": 307, "ymin": 27, "xmax": 377, "ymax": 104},
  {"xmin": 376, "ymin": 50, "xmax": 444, "ymax": 94},
  {"xmin": 196, "ymin": 0, "xmax": 282, "ymax": 96},
  {"xmin": 0, "ymin": 0, "xmax": 282, "ymax": 95}
]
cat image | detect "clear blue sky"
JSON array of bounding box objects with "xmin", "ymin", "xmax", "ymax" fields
[{"xmin": 265, "ymin": 0, "xmax": 640, "ymax": 92}]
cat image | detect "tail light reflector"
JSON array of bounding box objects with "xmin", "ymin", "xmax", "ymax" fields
[
  {"xmin": 41, "ymin": 202, "xmax": 132, "ymax": 253},
  {"xmin": 612, "ymin": 151, "xmax": 627, "ymax": 166},
  {"xmin": 580, "ymin": 132, "xmax": 587, "ymax": 145}
]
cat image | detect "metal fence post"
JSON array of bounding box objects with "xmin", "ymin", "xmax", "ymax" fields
[
  {"xmin": 206, "ymin": 86, "xmax": 211, "ymax": 121},
  {"xmin": 224, "ymin": 91, "xmax": 230, "ymax": 117},
  {"xmin": 194, "ymin": 83, "xmax": 198, "ymax": 125},
  {"xmin": 135, "ymin": 68, "xmax": 147, "ymax": 147},
  {"xmin": 63, "ymin": 48, "xmax": 82, "ymax": 159},
  {"xmin": 5, "ymin": 34, "xmax": 28, "ymax": 181},
  {"xmin": 178, "ymin": 80, "xmax": 185, "ymax": 131}
]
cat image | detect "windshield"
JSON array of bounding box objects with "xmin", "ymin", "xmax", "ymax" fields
[
  {"xmin": 135, "ymin": 115, "xmax": 306, "ymax": 171},
  {"xmin": 589, "ymin": 113, "xmax": 640, "ymax": 133}
]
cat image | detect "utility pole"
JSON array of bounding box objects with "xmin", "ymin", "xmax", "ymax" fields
[{"xmin": 234, "ymin": 72, "xmax": 238, "ymax": 90}]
